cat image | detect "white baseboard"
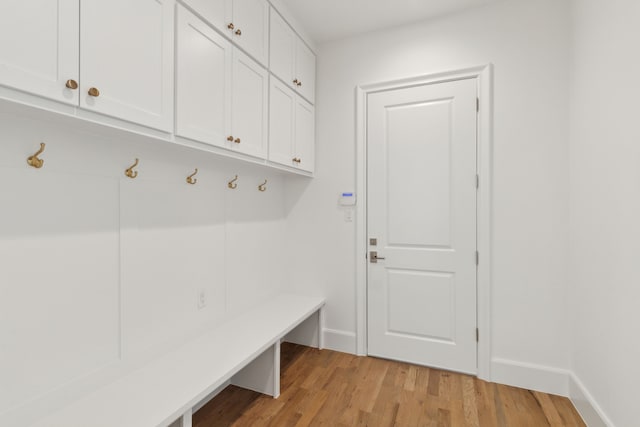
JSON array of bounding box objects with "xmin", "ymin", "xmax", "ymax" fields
[
  {"xmin": 491, "ymin": 358, "xmax": 570, "ymax": 396},
  {"xmin": 322, "ymin": 328, "xmax": 356, "ymax": 354},
  {"xmin": 569, "ymin": 373, "xmax": 612, "ymax": 427}
]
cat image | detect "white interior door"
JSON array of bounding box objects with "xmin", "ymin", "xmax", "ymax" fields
[{"xmin": 367, "ymin": 78, "xmax": 478, "ymax": 374}]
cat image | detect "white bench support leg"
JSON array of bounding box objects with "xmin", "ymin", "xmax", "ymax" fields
[
  {"xmin": 181, "ymin": 408, "xmax": 192, "ymax": 427},
  {"xmin": 231, "ymin": 341, "xmax": 280, "ymax": 398},
  {"xmin": 319, "ymin": 306, "xmax": 325, "ymax": 350},
  {"xmin": 282, "ymin": 310, "xmax": 322, "ymax": 348}
]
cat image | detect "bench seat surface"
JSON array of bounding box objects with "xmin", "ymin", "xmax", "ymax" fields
[{"xmin": 29, "ymin": 293, "xmax": 325, "ymax": 427}]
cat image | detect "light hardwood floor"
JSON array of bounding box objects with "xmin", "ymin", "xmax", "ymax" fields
[{"xmin": 194, "ymin": 343, "xmax": 585, "ymax": 427}]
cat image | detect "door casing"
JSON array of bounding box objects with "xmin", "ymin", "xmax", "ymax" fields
[{"xmin": 355, "ymin": 64, "xmax": 493, "ymax": 380}]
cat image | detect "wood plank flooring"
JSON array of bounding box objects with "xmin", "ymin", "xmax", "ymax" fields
[{"xmin": 193, "ymin": 343, "xmax": 585, "ymax": 427}]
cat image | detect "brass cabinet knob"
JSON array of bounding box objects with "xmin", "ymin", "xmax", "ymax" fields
[
  {"xmin": 297, "ymin": 80, "xmax": 302, "ymax": 87},
  {"xmin": 293, "ymin": 79, "xmax": 299, "ymax": 85},
  {"xmin": 234, "ymin": 138, "xmax": 241, "ymax": 144},
  {"xmin": 292, "ymin": 157, "xmax": 301, "ymax": 163},
  {"xmin": 227, "ymin": 135, "xmax": 234, "ymax": 142},
  {"xmin": 88, "ymin": 87, "xmax": 100, "ymax": 97},
  {"xmin": 235, "ymin": 29, "xmax": 242, "ymax": 36},
  {"xmin": 227, "ymin": 22, "xmax": 234, "ymax": 30},
  {"xmin": 65, "ymin": 79, "xmax": 78, "ymax": 90}
]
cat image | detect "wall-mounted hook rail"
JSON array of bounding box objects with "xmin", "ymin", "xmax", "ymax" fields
[
  {"xmin": 186, "ymin": 168, "xmax": 198, "ymax": 185},
  {"xmin": 228, "ymin": 175, "xmax": 238, "ymax": 189},
  {"xmin": 258, "ymin": 179, "xmax": 267, "ymax": 192},
  {"xmin": 125, "ymin": 158, "xmax": 139, "ymax": 179},
  {"xmin": 27, "ymin": 143, "xmax": 46, "ymax": 169}
]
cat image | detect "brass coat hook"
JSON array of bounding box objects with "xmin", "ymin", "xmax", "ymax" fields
[
  {"xmin": 186, "ymin": 168, "xmax": 198, "ymax": 185},
  {"xmin": 125, "ymin": 158, "xmax": 139, "ymax": 179},
  {"xmin": 258, "ymin": 179, "xmax": 267, "ymax": 192},
  {"xmin": 228, "ymin": 175, "xmax": 238, "ymax": 189},
  {"xmin": 27, "ymin": 143, "xmax": 46, "ymax": 169}
]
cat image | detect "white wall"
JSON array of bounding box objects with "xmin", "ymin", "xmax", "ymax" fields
[
  {"xmin": 569, "ymin": 1, "xmax": 640, "ymax": 426},
  {"xmin": 0, "ymin": 109, "xmax": 288, "ymax": 426},
  {"xmin": 285, "ymin": 0, "xmax": 573, "ymax": 393}
]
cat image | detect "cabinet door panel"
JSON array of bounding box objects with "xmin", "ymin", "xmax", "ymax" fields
[
  {"xmin": 232, "ymin": 0, "xmax": 269, "ymax": 66},
  {"xmin": 268, "ymin": 78, "xmax": 295, "ymax": 167},
  {"xmin": 180, "ymin": 0, "xmax": 232, "ymax": 35},
  {"xmin": 80, "ymin": 0, "xmax": 174, "ymax": 132},
  {"xmin": 295, "ymin": 97, "xmax": 315, "ymax": 173},
  {"xmin": 232, "ymin": 49, "xmax": 268, "ymax": 158},
  {"xmin": 0, "ymin": 0, "xmax": 79, "ymax": 105},
  {"xmin": 269, "ymin": 10, "xmax": 295, "ymax": 87},
  {"xmin": 296, "ymin": 41, "xmax": 316, "ymax": 104},
  {"xmin": 176, "ymin": 5, "xmax": 232, "ymax": 146}
]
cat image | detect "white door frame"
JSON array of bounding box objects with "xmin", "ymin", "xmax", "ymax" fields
[{"xmin": 355, "ymin": 64, "xmax": 493, "ymax": 381}]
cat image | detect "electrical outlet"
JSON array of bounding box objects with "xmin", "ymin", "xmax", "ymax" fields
[{"xmin": 197, "ymin": 289, "xmax": 206, "ymax": 310}]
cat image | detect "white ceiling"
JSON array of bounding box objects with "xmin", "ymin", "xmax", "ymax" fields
[{"xmin": 280, "ymin": 0, "xmax": 502, "ymax": 43}]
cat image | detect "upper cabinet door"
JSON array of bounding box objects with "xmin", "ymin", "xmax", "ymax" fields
[
  {"xmin": 231, "ymin": 49, "xmax": 268, "ymax": 159},
  {"xmin": 269, "ymin": 10, "xmax": 295, "ymax": 87},
  {"xmin": 180, "ymin": 0, "xmax": 232, "ymax": 34},
  {"xmin": 295, "ymin": 41, "xmax": 316, "ymax": 104},
  {"xmin": 295, "ymin": 97, "xmax": 315, "ymax": 173},
  {"xmin": 231, "ymin": 0, "xmax": 269, "ymax": 66},
  {"xmin": 0, "ymin": 0, "xmax": 79, "ymax": 105},
  {"xmin": 80, "ymin": 0, "xmax": 174, "ymax": 132},
  {"xmin": 176, "ymin": 5, "xmax": 232, "ymax": 147},
  {"xmin": 268, "ymin": 77, "xmax": 295, "ymax": 167},
  {"xmin": 269, "ymin": 8, "xmax": 316, "ymax": 104}
]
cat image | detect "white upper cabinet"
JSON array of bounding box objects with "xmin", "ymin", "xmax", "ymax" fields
[
  {"xmin": 269, "ymin": 10, "xmax": 295, "ymax": 88},
  {"xmin": 231, "ymin": 0, "xmax": 269, "ymax": 66},
  {"xmin": 295, "ymin": 40, "xmax": 316, "ymax": 104},
  {"xmin": 181, "ymin": 0, "xmax": 268, "ymax": 66},
  {"xmin": 0, "ymin": 0, "xmax": 79, "ymax": 105},
  {"xmin": 294, "ymin": 95, "xmax": 315, "ymax": 173},
  {"xmin": 230, "ymin": 49, "xmax": 268, "ymax": 158},
  {"xmin": 80, "ymin": 0, "xmax": 174, "ymax": 132},
  {"xmin": 180, "ymin": 0, "xmax": 232, "ymax": 36},
  {"xmin": 176, "ymin": 5, "xmax": 232, "ymax": 147},
  {"xmin": 269, "ymin": 77, "xmax": 314, "ymax": 173},
  {"xmin": 268, "ymin": 77, "xmax": 295, "ymax": 167},
  {"xmin": 269, "ymin": 10, "xmax": 315, "ymax": 104},
  {"xmin": 0, "ymin": 0, "xmax": 174, "ymax": 132}
]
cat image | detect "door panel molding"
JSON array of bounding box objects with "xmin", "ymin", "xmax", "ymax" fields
[{"xmin": 355, "ymin": 64, "xmax": 493, "ymax": 380}]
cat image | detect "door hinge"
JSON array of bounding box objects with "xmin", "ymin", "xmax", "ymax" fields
[
  {"xmin": 476, "ymin": 328, "xmax": 479, "ymax": 342},
  {"xmin": 476, "ymin": 97, "xmax": 480, "ymax": 112},
  {"xmin": 475, "ymin": 251, "xmax": 479, "ymax": 266}
]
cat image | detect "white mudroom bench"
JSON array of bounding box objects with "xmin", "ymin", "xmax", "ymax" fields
[{"xmin": 28, "ymin": 294, "xmax": 325, "ymax": 427}]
